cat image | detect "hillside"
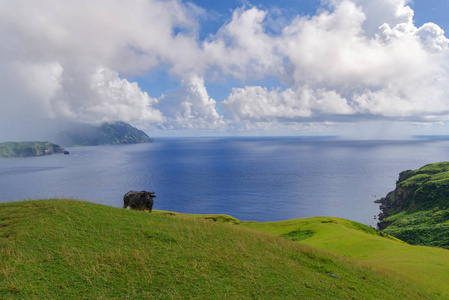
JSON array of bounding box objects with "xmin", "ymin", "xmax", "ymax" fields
[
  {"xmin": 242, "ymin": 216, "xmax": 449, "ymax": 298},
  {"xmin": 376, "ymin": 162, "xmax": 449, "ymax": 248},
  {"xmin": 0, "ymin": 141, "xmax": 65, "ymax": 158},
  {"xmin": 56, "ymin": 121, "xmax": 153, "ymax": 146},
  {"xmin": 0, "ymin": 200, "xmax": 435, "ymax": 299}
]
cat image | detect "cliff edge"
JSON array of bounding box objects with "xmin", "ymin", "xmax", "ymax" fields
[{"xmin": 376, "ymin": 162, "xmax": 449, "ymax": 248}]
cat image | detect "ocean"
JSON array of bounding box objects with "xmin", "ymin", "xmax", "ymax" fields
[{"xmin": 1, "ymin": 137, "xmax": 448, "ymax": 225}]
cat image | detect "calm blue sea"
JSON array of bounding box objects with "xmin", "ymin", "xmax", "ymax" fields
[{"xmin": 1, "ymin": 137, "xmax": 449, "ymax": 225}]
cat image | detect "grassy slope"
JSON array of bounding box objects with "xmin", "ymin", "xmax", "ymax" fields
[
  {"xmin": 378, "ymin": 162, "xmax": 449, "ymax": 248},
  {"xmin": 0, "ymin": 200, "xmax": 431, "ymax": 299},
  {"xmin": 242, "ymin": 217, "xmax": 449, "ymax": 299}
]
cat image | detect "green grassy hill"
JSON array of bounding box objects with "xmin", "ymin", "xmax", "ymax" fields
[
  {"xmin": 0, "ymin": 200, "xmax": 438, "ymax": 299},
  {"xmin": 377, "ymin": 162, "xmax": 449, "ymax": 248},
  {"xmin": 242, "ymin": 217, "xmax": 449, "ymax": 299}
]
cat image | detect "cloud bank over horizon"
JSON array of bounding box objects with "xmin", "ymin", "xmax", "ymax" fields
[{"xmin": 1, "ymin": 0, "xmax": 449, "ymax": 140}]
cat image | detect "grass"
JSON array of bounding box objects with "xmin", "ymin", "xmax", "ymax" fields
[
  {"xmin": 0, "ymin": 199, "xmax": 435, "ymax": 299},
  {"xmin": 381, "ymin": 208, "xmax": 449, "ymax": 249},
  {"xmin": 378, "ymin": 162, "xmax": 449, "ymax": 248},
  {"xmin": 241, "ymin": 216, "xmax": 449, "ymax": 299}
]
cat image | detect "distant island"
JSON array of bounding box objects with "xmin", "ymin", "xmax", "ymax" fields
[
  {"xmin": 376, "ymin": 162, "xmax": 449, "ymax": 249},
  {"xmin": 0, "ymin": 122, "xmax": 152, "ymax": 158},
  {"xmin": 56, "ymin": 121, "xmax": 153, "ymax": 146},
  {"xmin": 0, "ymin": 141, "xmax": 65, "ymax": 158}
]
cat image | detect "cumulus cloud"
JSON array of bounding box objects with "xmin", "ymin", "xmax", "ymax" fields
[
  {"xmin": 1, "ymin": 0, "xmax": 449, "ymax": 139},
  {"xmin": 223, "ymin": 86, "xmax": 354, "ymax": 121},
  {"xmin": 203, "ymin": 7, "xmax": 282, "ymax": 80},
  {"xmin": 0, "ymin": 0, "xmax": 202, "ymax": 140},
  {"xmin": 222, "ymin": 0, "xmax": 449, "ymax": 126},
  {"xmin": 80, "ymin": 68, "xmax": 163, "ymax": 124},
  {"xmin": 155, "ymin": 74, "xmax": 224, "ymax": 129},
  {"xmin": 416, "ymin": 23, "xmax": 449, "ymax": 52}
]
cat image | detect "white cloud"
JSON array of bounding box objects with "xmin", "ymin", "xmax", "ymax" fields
[
  {"xmin": 155, "ymin": 74, "xmax": 224, "ymax": 129},
  {"xmin": 224, "ymin": 86, "xmax": 311, "ymax": 120},
  {"xmin": 203, "ymin": 7, "xmax": 282, "ymax": 80},
  {"xmin": 416, "ymin": 23, "xmax": 449, "ymax": 52},
  {"xmin": 280, "ymin": 1, "xmax": 370, "ymax": 88},
  {"xmin": 1, "ymin": 0, "xmax": 449, "ymax": 138},
  {"xmin": 222, "ymin": 86, "xmax": 354, "ymax": 121},
  {"xmin": 0, "ymin": 0, "xmax": 203, "ymax": 139},
  {"xmin": 13, "ymin": 61, "xmax": 64, "ymax": 111},
  {"xmin": 84, "ymin": 67, "xmax": 164, "ymax": 124},
  {"xmin": 222, "ymin": 0, "xmax": 449, "ymax": 126}
]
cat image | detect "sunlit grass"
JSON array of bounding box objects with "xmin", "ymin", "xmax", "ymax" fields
[
  {"xmin": 241, "ymin": 216, "xmax": 449, "ymax": 298},
  {"xmin": 0, "ymin": 199, "xmax": 432, "ymax": 299}
]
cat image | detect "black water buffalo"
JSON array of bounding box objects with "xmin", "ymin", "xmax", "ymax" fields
[{"xmin": 123, "ymin": 190, "xmax": 156, "ymax": 212}]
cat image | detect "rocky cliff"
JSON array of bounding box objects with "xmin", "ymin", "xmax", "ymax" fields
[{"xmin": 376, "ymin": 162, "xmax": 449, "ymax": 248}]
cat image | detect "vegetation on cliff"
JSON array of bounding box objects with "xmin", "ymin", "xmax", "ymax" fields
[
  {"xmin": 57, "ymin": 121, "xmax": 153, "ymax": 146},
  {"xmin": 0, "ymin": 141, "xmax": 65, "ymax": 158},
  {"xmin": 376, "ymin": 162, "xmax": 449, "ymax": 249},
  {"xmin": 0, "ymin": 200, "xmax": 437, "ymax": 299}
]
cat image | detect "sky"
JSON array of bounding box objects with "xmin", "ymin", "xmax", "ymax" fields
[{"xmin": 1, "ymin": 0, "xmax": 449, "ymax": 140}]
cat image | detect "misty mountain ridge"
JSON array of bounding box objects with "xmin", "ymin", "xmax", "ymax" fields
[{"xmin": 56, "ymin": 121, "xmax": 153, "ymax": 146}]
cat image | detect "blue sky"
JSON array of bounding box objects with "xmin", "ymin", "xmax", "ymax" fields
[
  {"xmin": 412, "ymin": 0, "xmax": 449, "ymax": 31},
  {"xmin": 1, "ymin": 0, "xmax": 449, "ymax": 139}
]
